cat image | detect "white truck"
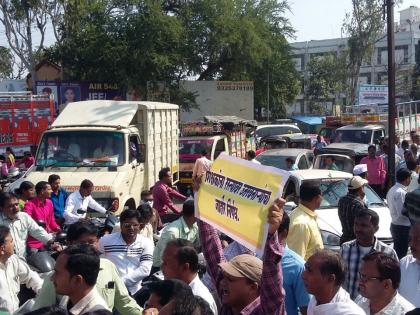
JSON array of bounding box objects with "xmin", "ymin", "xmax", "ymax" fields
[{"xmin": 8, "ymin": 100, "xmax": 179, "ymax": 214}]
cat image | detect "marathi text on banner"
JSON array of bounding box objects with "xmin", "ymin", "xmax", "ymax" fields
[{"xmin": 196, "ymin": 153, "xmax": 289, "ymax": 255}]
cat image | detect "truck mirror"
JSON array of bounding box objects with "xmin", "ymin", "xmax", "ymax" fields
[{"xmin": 137, "ymin": 144, "xmax": 146, "ymax": 163}]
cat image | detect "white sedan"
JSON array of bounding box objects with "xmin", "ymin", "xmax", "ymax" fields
[{"xmin": 283, "ymin": 169, "xmax": 393, "ymax": 251}]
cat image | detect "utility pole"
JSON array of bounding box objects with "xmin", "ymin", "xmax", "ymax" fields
[{"xmin": 386, "ymin": 0, "xmax": 396, "ymax": 187}]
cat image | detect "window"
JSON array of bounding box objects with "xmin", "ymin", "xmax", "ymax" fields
[
  {"xmin": 298, "ymin": 156, "xmax": 309, "ymax": 169},
  {"xmin": 214, "ymin": 139, "xmax": 226, "ymax": 159},
  {"xmin": 129, "ymin": 135, "xmax": 140, "ymax": 162},
  {"xmin": 373, "ymin": 130, "xmax": 382, "ymax": 143}
]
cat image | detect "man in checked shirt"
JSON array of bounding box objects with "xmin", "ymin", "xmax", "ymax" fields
[{"xmin": 198, "ymin": 199, "xmax": 286, "ymax": 315}]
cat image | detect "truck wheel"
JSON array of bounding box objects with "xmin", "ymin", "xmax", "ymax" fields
[{"xmin": 124, "ymin": 199, "xmax": 136, "ymax": 211}]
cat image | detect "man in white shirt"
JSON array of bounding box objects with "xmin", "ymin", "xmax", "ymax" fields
[
  {"xmin": 355, "ymin": 251, "xmax": 414, "ymax": 314},
  {"xmin": 399, "ymin": 222, "xmax": 420, "ymax": 307},
  {"xmin": 161, "ymin": 238, "xmax": 218, "ymax": 315},
  {"xmin": 192, "ymin": 149, "xmax": 212, "ymax": 192},
  {"xmin": 386, "ymin": 168, "xmax": 412, "ymax": 259},
  {"xmin": 0, "ymin": 226, "xmax": 43, "ymax": 314},
  {"xmin": 302, "ymin": 249, "xmax": 365, "ymax": 315},
  {"xmin": 64, "ymin": 179, "xmax": 117, "ymax": 225},
  {"xmin": 52, "ymin": 244, "xmax": 109, "ymax": 315},
  {"xmin": 99, "ymin": 209, "xmax": 154, "ymax": 295}
]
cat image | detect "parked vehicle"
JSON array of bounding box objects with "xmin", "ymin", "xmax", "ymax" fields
[
  {"xmin": 254, "ymin": 124, "xmax": 302, "ymax": 146},
  {"xmin": 0, "ymin": 92, "xmax": 55, "ymax": 158},
  {"xmin": 258, "ymin": 135, "xmax": 288, "ymax": 150},
  {"xmin": 283, "ymin": 134, "xmax": 318, "ymax": 150},
  {"xmin": 178, "ymin": 116, "xmax": 256, "ymax": 195},
  {"xmin": 283, "ymin": 170, "xmax": 393, "ymax": 251},
  {"xmin": 7, "ymin": 100, "xmax": 179, "ymax": 214},
  {"xmin": 314, "ymin": 143, "xmax": 369, "ymax": 173},
  {"xmin": 334, "ymin": 124, "xmax": 385, "ymax": 145},
  {"xmin": 255, "ymin": 148, "xmax": 314, "ymax": 171}
]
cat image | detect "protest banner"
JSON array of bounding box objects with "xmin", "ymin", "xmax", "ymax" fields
[{"xmin": 196, "ymin": 152, "xmax": 289, "ymax": 255}]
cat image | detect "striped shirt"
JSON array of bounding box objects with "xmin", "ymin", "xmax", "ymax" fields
[
  {"xmin": 99, "ymin": 232, "xmax": 154, "ymax": 295},
  {"xmin": 340, "ymin": 238, "xmax": 397, "ymax": 300}
]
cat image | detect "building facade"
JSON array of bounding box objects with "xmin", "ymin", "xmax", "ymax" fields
[{"xmin": 288, "ymin": 6, "xmax": 420, "ymax": 115}]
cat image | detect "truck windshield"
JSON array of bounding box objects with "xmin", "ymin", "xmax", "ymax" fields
[
  {"xmin": 334, "ymin": 130, "xmax": 372, "ymax": 144},
  {"xmin": 179, "ymin": 139, "xmax": 213, "ymax": 162},
  {"xmin": 36, "ymin": 131, "xmax": 125, "ymax": 167}
]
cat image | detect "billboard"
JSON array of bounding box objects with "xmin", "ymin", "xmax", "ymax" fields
[
  {"xmin": 36, "ymin": 81, "xmax": 123, "ymax": 114},
  {"xmin": 358, "ymin": 84, "xmax": 388, "ymax": 105}
]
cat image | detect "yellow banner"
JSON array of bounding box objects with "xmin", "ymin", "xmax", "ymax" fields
[{"xmin": 196, "ymin": 153, "xmax": 289, "ymax": 255}]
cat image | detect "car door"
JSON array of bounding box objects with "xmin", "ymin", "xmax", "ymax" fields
[{"xmin": 297, "ymin": 154, "xmax": 309, "ymax": 169}]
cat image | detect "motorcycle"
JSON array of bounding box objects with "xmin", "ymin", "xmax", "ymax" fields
[
  {"xmin": 76, "ymin": 208, "xmax": 119, "ymax": 236},
  {"xmin": 0, "ymin": 167, "xmax": 25, "ymax": 190}
]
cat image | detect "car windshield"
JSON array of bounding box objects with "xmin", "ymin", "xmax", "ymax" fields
[
  {"xmin": 36, "ymin": 131, "xmax": 125, "ymax": 167},
  {"xmin": 255, "ymin": 154, "xmax": 296, "ymax": 170},
  {"xmin": 334, "ymin": 130, "xmax": 372, "ymax": 144},
  {"xmin": 179, "ymin": 139, "xmax": 213, "ymax": 162},
  {"xmin": 256, "ymin": 126, "xmax": 301, "ymax": 138},
  {"xmin": 304, "ymin": 179, "xmax": 385, "ymax": 209}
]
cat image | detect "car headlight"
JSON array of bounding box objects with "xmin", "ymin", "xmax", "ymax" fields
[{"xmin": 320, "ymin": 230, "xmax": 340, "ymax": 247}]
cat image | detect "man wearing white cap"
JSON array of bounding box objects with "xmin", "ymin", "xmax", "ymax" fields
[
  {"xmin": 353, "ymin": 164, "xmax": 367, "ymax": 179},
  {"xmin": 338, "ymin": 176, "xmax": 369, "ymax": 245}
]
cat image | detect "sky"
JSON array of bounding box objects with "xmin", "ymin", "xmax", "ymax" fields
[{"xmin": 285, "ymin": 0, "xmax": 419, "ymax": 43}]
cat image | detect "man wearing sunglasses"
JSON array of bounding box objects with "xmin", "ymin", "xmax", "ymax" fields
[
  {"xmin": 99, "ymin": 209, "xmax": 154, "ymax": 296},
  {"xmin": 355, "ymin": 252, "xmax": 414, "ymax": 314}
]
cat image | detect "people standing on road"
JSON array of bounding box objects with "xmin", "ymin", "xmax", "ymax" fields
[
  {"xmin": 411, "ymin": 143, "xmax": 419, "ymax": 160},
  {"xmin": 0, "ymin": 192, "xmax": 58, "ymax": 259},
  {"xmin": 153, "ymin": 167, "xmax": 187, "ymax": 223},
  {"xmin": 52, "ymin": 244, "xmax": 110, "ymax": 314},
  {"xmin": 160, "ymin": 238, "xmax": 218, "ymax": 314},
  {"xmin": 324, "ymin": 156, "xmax": 339, "ymax": 171},
  {"xmin": 302, "ymin": 250, "xmax": 365, "ymax": 315},
  {"xmin": 314, "ymin": 135, "xmax": 327, "ymax": 152},
  {"xmin": 338, "ymin": 176, "xmax": 369, "ymax": 245},
  {"xmin": 340, "ymin": 210, "xmax": 397, "ymax": 300},
  {"xmin": 397, "ymin": 150, "xmax": 415, "ymax": 173},
  {"xmin": 15, "ymin": 180, "xmax": 35, "ymax": 211},
  {"xmin": 353, "ymin": 164, "xmax": 368, "ymax": 179},
  {"xmin": 406, "ymin": 160, "xmax": 419, "ymax": 192},
  {"xmin": 399, "ymin": 221, "xmax": 420, "ymax": 307},
  {"xmin": 48, "ymin": 174, "xmax": 68, "ymax": 226},
  {"xmin": 355, "ymin": 252, "xmax": 414, "ymax": 314},
  {"xmin": 198, "ymin": 199, "xmax": 287, "ymax": 314},
  {"xmin": 152, "ymin": 200, "xmax": 199, "ymax": 272},
  {"xmin": 287, "ymin": 182, "xmax": 323, "ymax": 261},
  {"xmin": 386, "ymin": 168, "xmax": 412, "ymax": 259},
  {"xmin": 24, "ymin": 181, "xmax": 60, "ymax": 254},
  {"xmin": 63, "ymin": 179, "xmax": 117, "ymax": 225},
  {"xmin": 192, "ymin": 149, "xmax": 212, "ymax": 192},
  {"xmin": 99, "ymin": 209, "xmax": 154, "ymax": 296},
  {"xmin": 381, "ymin": 144, "xmax": 401, "ymax": 173},
  {"xmin": 141, "ymin": 190, "xmax": 162, "ymax": 234},
  {"xmin": 246, "ymin": 150, "xmax": 261, "ymax": 164},
  {"xmin": 397, "ymin": 140, "xmax": 409, "ymax": 159},
  {"xmin": 33, "ymin": 221, "xmax": 143, "ymax": 315},
  {"xmin": 5, "ymin": 147, "xmax": 15, "ymax": 168},
  {"xmin": 0, "ymin": 155, "xmax": 8, "ymax": 178},
  {"xmin": 0, "ymin": 226, "xmax": 43, "ymax": 314},
  {"xmin": 17, "ymin": 151, "xmax": 34, "ymax": 169},
  {"xmin": 361, "ymin": 145, "xmax": 386, "ymax": 198}
]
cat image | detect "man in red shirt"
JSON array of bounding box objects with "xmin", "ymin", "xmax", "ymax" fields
[
  {"xmin": 152, "ymin": 167, "xmax": 187, "ymax": 223},
  {"xmin": 360, "ymin": 145, "xmax": 387, "ymax": 198}
]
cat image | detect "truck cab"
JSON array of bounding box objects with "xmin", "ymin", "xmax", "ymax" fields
[
  {"xmin": 333, "ymin": 124, "xmax": 386, "ymax": 145},
  {"xmin": 8, "ymin": 100, "xmax": 179, "ymax": 214}
]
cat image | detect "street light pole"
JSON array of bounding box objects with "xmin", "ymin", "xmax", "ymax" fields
[{"xmin": 386, "ymin": 0, "xmax": 396, "ymax": 187}]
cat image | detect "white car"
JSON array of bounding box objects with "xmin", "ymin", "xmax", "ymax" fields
[
  {"xmin": 254, "ymin": 124, "xmax": 302, "ymax": 145},
  {"xmin": 283, "ymin": 169, "xmax": 393, "ymax": 251}
]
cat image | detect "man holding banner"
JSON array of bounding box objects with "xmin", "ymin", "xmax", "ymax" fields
[{"xmin": 197, "ymin": 198, "xmax": 286, "ymax": 315}]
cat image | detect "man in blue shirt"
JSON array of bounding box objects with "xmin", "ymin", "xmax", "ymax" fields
[{"xmin": 48, "ymin": 174, "xmax": 68, "ymax": 225}]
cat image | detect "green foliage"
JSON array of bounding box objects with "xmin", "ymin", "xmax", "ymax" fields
[
  {"xmin": 305, "ymin": 53, "xmax": 347, "ymax": 113},
  {"xmin": 0, "ymin": 47, "xmax": 13, "ymax": 79},
  {"xmin": 342, "ymin": 0, "xmax": 385, "ymax": 105},
  {"xmin": 46, "ymin": 0, "xmax": 299, "ymax": 115}
]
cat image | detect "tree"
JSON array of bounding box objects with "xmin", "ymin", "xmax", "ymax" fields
[
  {"xmin": 305, "ymin": 53, "xmax": 347, "ymax": 113},
  {"xmin": 47, "ymin": 0, "xmax": 299, "ymax": 115},
  {"xmin": 0, "ymin": 46, "xmax": 13, "ymax": 79},
  {"xmin": 342, "ymin": 0, "xmax": 385, "ymax": 105}
]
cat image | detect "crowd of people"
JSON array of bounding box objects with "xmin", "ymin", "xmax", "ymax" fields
[{"xmin": 1, "ymin": 136, "xmax": 420, "ymax": 315}]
